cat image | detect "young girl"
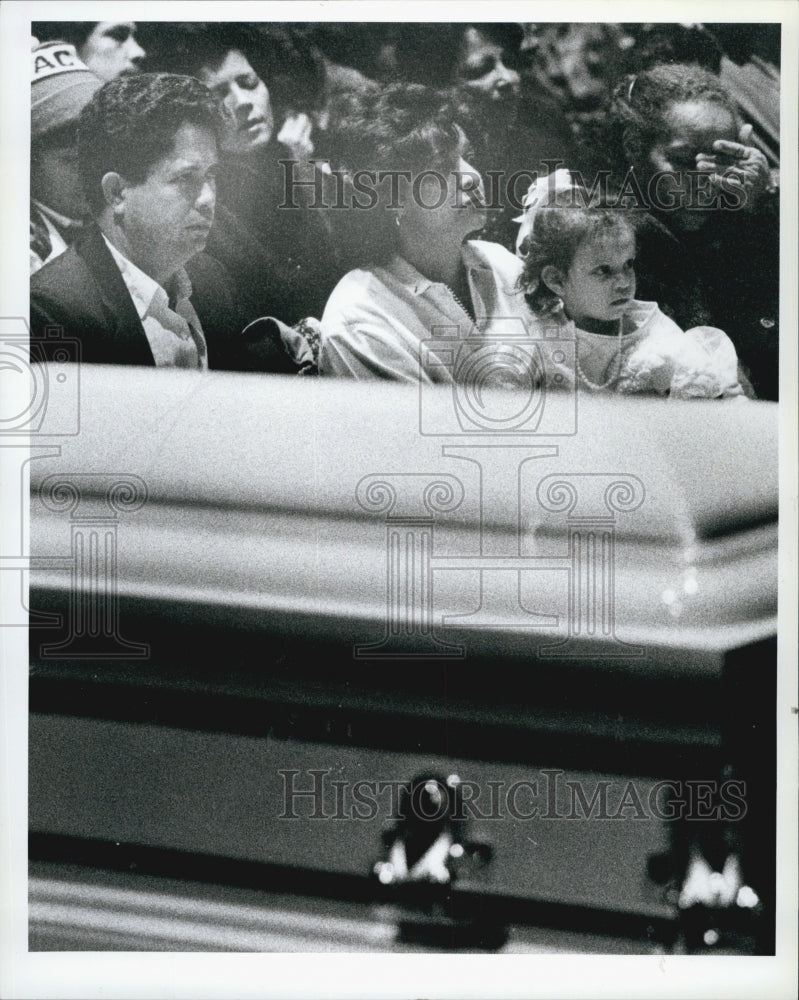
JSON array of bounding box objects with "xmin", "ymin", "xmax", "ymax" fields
[{"xmin": 515, "ymin": 171, "xmax": 747, "ymax": 399}]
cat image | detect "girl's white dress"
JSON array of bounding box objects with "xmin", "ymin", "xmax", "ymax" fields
[{"xmin": 537, "ymin": 300, "xmax": 746, "ymax": 399}]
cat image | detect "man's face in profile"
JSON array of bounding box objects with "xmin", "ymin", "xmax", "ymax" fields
[
  {"xmin": 79, "ymin": 22, "xmax": 145, "ymax": 82},
  {"xmin": 31, "ymin": 127, "xmax": 88, "ymax": 218},
  {"xmin": 117, "ymin": 121, "xmax": 218, "ymax": 281}
]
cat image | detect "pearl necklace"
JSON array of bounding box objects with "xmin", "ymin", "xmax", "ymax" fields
[
  {"xmin": 445, "ymin": 283, "xmax": 476, "ymax": 326},
  {"xmin": 574, "ymin": 318, "xmax": 625, "ymax": 391}
]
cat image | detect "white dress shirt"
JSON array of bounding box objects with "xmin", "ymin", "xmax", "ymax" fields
[{"xmin": 103, "ymin": 236, "xmax": 208, "ymax": 370}]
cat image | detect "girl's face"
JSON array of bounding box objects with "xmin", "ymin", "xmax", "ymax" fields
[{"xmin": 546, "ymin": 227, "xmax": 636, "ymax": 329}]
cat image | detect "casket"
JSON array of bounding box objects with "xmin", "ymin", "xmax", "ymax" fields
[{"xmin": 26, "ymin": 366, "xmax": 778, "ymax": 952}]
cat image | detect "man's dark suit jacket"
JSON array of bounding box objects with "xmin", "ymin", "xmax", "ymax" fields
[{"xmin": 30, "ymin": 223, "xmax": 302, "ymax": 373}]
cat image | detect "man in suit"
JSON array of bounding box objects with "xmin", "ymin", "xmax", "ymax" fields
[{"xmin": 31, "ymin": 72, "xmax": 296, "ymax": 372}]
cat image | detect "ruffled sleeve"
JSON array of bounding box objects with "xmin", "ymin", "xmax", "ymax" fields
[
  {"xmin": 668, "ymin": 326, "xmax": 746, "ymax": 400},
  {"xmin": 616, "ymin": 311, "xmax": 747, "ymax": 400}
]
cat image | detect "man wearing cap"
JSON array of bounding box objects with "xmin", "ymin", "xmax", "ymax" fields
[
  {"xmin": 32, "ymin": 21, "xmax": 146, "ymax": 82},
  {"xmin": 30, "ymin": 41, "xmax": 102, "ymax": 273}
]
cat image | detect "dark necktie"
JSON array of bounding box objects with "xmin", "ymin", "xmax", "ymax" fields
[
  {"xmin": 30, "ymin": 210, "xmax": 52, "ymax": 265},
  {"xmin": 30, "ymin": 208, "xmax": 83, "ymax": 266}
]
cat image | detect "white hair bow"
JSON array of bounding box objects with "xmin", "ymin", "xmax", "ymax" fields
[{"xmin": 514, "ymin": 168, "xmax": 576, "ymax": 256}]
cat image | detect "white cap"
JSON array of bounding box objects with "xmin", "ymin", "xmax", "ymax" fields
[{"xmin": 32, "ymin": 41, "xmax": 102, "ymax": 138}]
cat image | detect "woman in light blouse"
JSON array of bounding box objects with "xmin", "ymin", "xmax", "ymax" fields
[{"xmin": 319, "ymin": 84, "xmax": 536, "ymax": 385}]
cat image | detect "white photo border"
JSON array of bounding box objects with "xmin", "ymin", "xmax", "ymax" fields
[{"xmin": 1, "ymin": 2, "xmax": 797, "ymax": 998}]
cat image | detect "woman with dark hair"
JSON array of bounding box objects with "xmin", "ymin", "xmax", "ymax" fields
[
  {"xmin": 610, "ymin": 63, "xmax": 774, "ymax": 209},
  {"xmin": 142, "ymin": 22, "xmax": 339, "ymax": 325},
  {"xmin": 603, "ymin": 62, "xmax": 779, "ymax": 399},
  {"xmin": 319, "ymin": 85, "xmax": 535, "ymax": 383},
  {"xmin": 390, "ymin": 25, "xmax": 579, "ymax": 251},
  {"xmin": 392, "ymin": 23, "xmax": 524, "ymax": 97}
]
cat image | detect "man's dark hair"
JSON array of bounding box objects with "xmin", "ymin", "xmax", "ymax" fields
[
  {"xmin": 32, "ymin": 21, "xmax": 98, "ymax": 50},
  {"xmin": 77, "ymin": 72, "xmax": 227, "ymax": 215}
]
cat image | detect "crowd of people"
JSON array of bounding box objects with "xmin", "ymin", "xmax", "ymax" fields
[{"xmin": 29, "ymin": 21, "xmax": 780, "ymax": 400}]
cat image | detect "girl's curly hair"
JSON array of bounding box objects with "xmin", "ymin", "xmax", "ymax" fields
[{"xmin": 518, "ymin": 188, "xmax": 636, "ymax": 315}]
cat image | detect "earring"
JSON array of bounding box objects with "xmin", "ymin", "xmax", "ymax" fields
[
  {"xmin": 540, "ymin": 284, "xmax": 563, "ymax": 313},
  {"xmin": 395, "ymin": 213, "xmax": 401, "ymax": 229}
]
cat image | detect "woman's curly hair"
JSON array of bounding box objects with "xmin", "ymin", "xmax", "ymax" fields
[
  {"xmin": 326, "ymin": 84, "xmax": 463, "ymax": 267},
  {"xmin": 327, "ymin": 83, "xmax": 462, "ymax": 179},
  {"xmin": 610, "ymin": 62, "xmax": 738, "ymax": 176}
]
